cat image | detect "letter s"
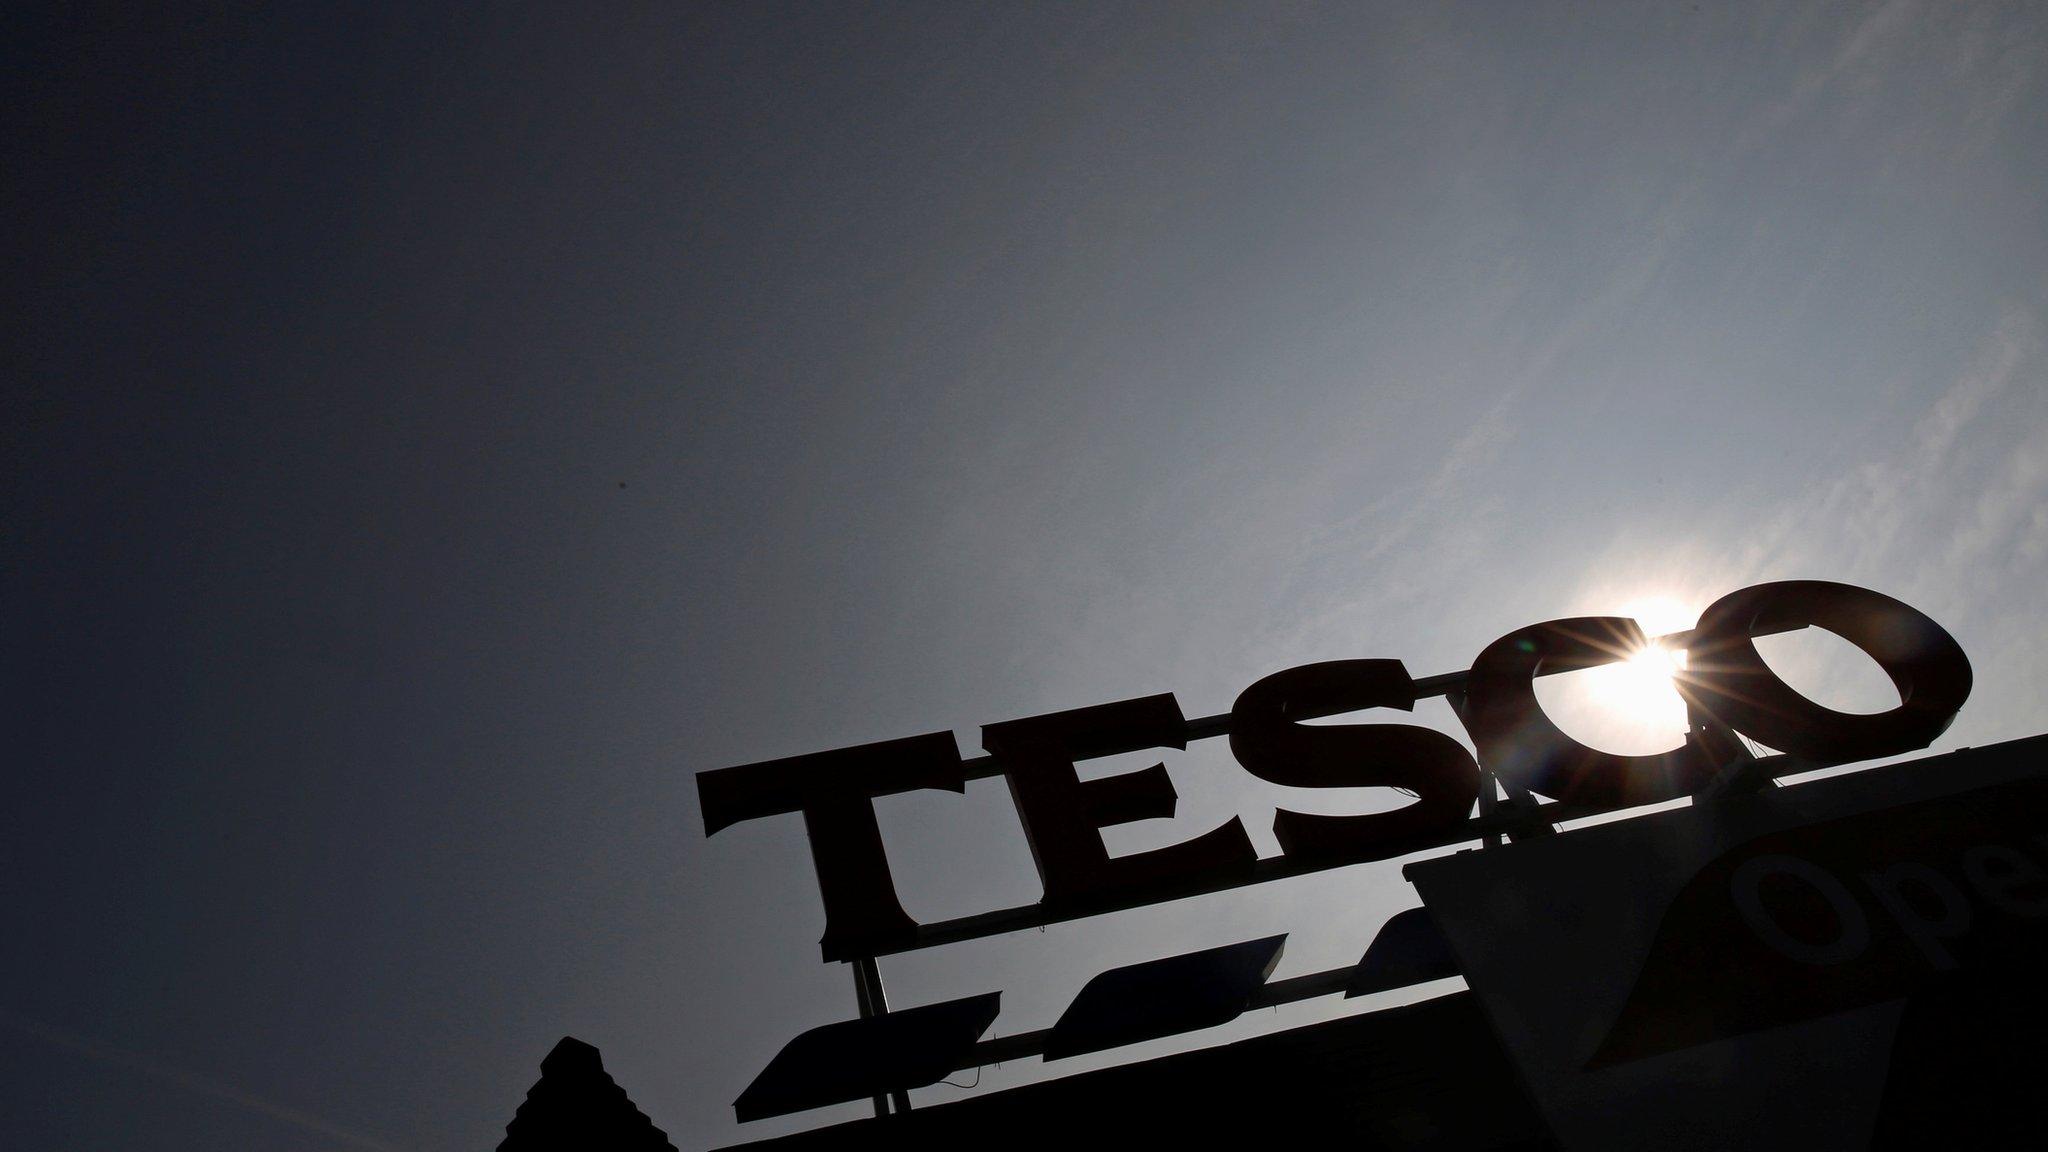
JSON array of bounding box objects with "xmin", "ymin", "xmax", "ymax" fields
[{"xmin": 1229, "ymin": 660, "xmax": 1480, "ymax": 865}]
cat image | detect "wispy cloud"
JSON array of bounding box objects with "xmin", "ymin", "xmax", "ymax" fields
[
  {"xmin": 1743, "ymin": 304, "xmax": 2040, "ymax": 607},
  {"xmin": 1571, "ymin": 299, "xmax": 2046, "ymax": 744},
  {"xmin": 0, "ymin": 1007, "xmax": 411, "ymax": 1152}
]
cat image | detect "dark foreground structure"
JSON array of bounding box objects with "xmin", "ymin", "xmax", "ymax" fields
[
  {"xmin": 724, "ymin": 990, "xmax": 1548, "ymax": 1149},
  {"xmin": 498, "ymin": 991, "xmax": 1544, "ymax": 1151},
  {"xmin": 482, "ymin": 580, "xmax": 2030, "ymax": 1150},
  {"xmin": 499, "ymin": 1037, "xmax": 677, "ymax": 1152},
  {"xmin": 501, "ymin": 734, "xmax": 2048, "ymax": 1150}
]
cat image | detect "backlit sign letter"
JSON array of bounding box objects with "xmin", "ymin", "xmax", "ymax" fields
[
  {"xmin": 1680, "ymin": 580, "xmax": 1972, "ymax": 763},
  {"xmin": 1229, "ymin": 660, "xmax": 1481, "ymax": 864},
  {"xmin": 697, "ymin": 731, "xmax": 966, "ymax": 960},
  {"xmin": 982, "ymin": 693, "xmax": 1256, "ymax": 913}
]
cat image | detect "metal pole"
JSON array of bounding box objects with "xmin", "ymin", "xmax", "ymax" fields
[
  {"xmin": 1446, "ymin": 689, "xmax": 1502, "ymax": 849},
  {"xmin": 854, "ymin": 955, "xmax": 913, "ymax": 1114},
  {"xmin": 849, "ymin": 961, "xmax": 889, "ymax": 1118}
]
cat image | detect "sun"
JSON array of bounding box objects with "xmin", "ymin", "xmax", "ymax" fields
[
  {"xmin": 1527, "ymin": 593, "xmax": 1706, "ymax": 752},
  {"xmin": 1585, "ymin": 640, "xmax": 1688, "ymax": 721},
  {"xmin": 1572, "ymin": 596, "xmax": 1697, "ymax": 745}
]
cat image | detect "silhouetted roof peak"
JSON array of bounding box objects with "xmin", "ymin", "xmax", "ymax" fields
[{"xmin": 499, "ymin": 1036, "xmax": 676, "ymax": 1152}]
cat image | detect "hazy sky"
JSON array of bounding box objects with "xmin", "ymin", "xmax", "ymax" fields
[{"xmin": 7, "ymin": 3, "xmax": 2047, "ymax": 1148}]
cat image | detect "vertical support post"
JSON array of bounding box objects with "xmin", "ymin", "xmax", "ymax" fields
[
  {"xmin": 1447, "ymin": 686, "xmax": 1553, "ymax": 843},
  {"xmin": 1446, "ymin": 689, "xmax": 1502, "ymax": 849},
  {"xmin": 1687, "ymin": 696, "xmax": 1773, "ymax": 799},
  {"xmin": 849, "ymin": 961, "xmax": 889, "ymax": 1118},
  {"xmin": 853, "ymin": 955, "xmax": 913, "ymax": 1114},
  {"xmin": 1478, "ymin": 773, "xmax": 1503, "ymax": 849}
]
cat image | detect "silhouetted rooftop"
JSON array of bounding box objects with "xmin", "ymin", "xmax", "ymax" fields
[{"xmin": 499, "ymin": 1037, "xmax": 678, "ymax": 1152}]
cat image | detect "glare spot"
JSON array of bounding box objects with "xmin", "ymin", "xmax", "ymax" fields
[
  {"xmin": 1586, "ymin": 641, "xmax": 1687, "ymax": 723},
  {"xmin": 1617, "ymin": 596, "xmax": 1697, "ymax": 640},
  {"xmin": 1532, "ymin": 595, "xmax": 1699, "ymax": 755}
]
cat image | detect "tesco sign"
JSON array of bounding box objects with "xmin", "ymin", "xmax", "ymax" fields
[{"xmin": 698, "ymin": 580, "xmax": 1972, "ymax": 961}]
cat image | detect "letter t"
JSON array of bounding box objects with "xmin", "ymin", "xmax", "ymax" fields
[{"xmin": 697, "ymin": 731, "xmax": 965, "ymax": 961}]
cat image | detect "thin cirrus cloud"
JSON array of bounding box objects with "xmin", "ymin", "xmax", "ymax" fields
[
  {"xmin": 1570, "ymin": 302, "xmax": 2046, "ymax": 744},
  {"xmin": 0, "ymin": 1007, "xmax": 411, "ymax": 1152}
]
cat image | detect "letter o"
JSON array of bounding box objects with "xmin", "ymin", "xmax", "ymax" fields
[
  {"xmin": 1731, "ymin": 854, "xmax": 1870, "ymax": 965},
  {"xmin": 1679, "ymin": 581, "xmax": 1971, "ymax": 762}
]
